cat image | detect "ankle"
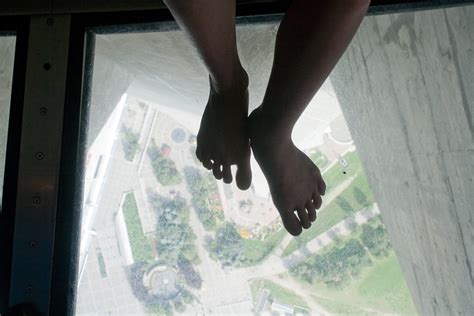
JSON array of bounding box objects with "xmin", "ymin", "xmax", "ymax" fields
[
  {"xmin": 250, "ymin": 107, "xmax": 293, "ymax": 146},
  {"xmin": 210, "ymin": 66, "xmax": 248, "ymax": 95}
]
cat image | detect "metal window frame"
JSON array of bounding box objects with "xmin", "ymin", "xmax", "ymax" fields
[
  {"xmin": 0, "ymin": 1, "xmax": 473, "ymax": 315},
  {"xmin": 0, "ymin": 15, "xmax": 29, "ymax": 314}
]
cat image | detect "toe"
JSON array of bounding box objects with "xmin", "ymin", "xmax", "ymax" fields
[
  {"xmin": 318, "ymin": 177, "xmax": 327, "ymax": 196},
  {"xmin": 202, "ymin": 158, "xmax": 213, "ymax": 170},
  {"xmin": 222, "ymin": 164, "xmax": 232, "ymax": 184},
  {"xmin": 306, "ymin": 202, "xmax": 317, "ymax": 222},
  {"xmin": 196, "ymin": 147, "xmax": 213, "ymax": 170},
  {"xmin": 296, "ymin": 208, "xmax": 311, "ymax": 229},
  {"xmin": 312, "ymin": 192, "xmax": 323, "ymax": 209},
  {"xmin": 281, "ymin": 211, "xmax": 303, "ymax": 236},
  {"xmin": 236, "ymin": 149, "xmax": 252, "ymax": 190},
  {"xmin": 213, "ymin": 163, "xmax": 223, "ymax": 180}
]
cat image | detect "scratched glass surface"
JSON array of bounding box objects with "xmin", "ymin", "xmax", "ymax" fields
[{"xmin": 73, "ymin": 12, "xmax": 423, "ymax": 315}]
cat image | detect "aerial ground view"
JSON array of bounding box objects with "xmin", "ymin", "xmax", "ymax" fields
[
  {"xmin": 76, "ymin": 91, "xmax": 416, "ymax": 316},
  {"xmin": 74, "ymin": 21, "xmax": 417, "ymax": 316}
]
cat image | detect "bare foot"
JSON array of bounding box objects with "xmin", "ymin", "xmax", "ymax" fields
[
  {"xmin": 195, "ymin": 71, "xmax": 252, "ymax": 190},
  {"xmin": 249, "ymin": 107, "xmax": 326, "ymax": 236}
]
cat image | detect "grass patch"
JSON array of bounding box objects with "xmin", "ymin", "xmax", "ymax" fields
[
  {"xmin": 312, "ymin": 295, "xmax": 367, "ymax": 315},
  {"xmin": 288, "ymin": 217, "xmax": 417, "ymax": 315},
  {"xmin": 97, "ymin": 252, "xmax": 107, "ymax": 278},
  {"xmin": 356, "ymin": 253, "xmax": 417, "ymax": 314},
  {"xmin": 323, "ymin": 151, "xmax": 364, "ymax": 193},
  {"xmin": 250, "ymin": 279, "xmax": 308, "ymax": 309},
  {"xmin": 240, "ymin": 229, "xmax": 286, "ymax": 267},
  {"xmin": 122, "ymin": 192, "xmax": 154, "ymax": 263},
  {"xmin": 282, "ymin": 174, "xmax": 375, "ymax": 256},
  {"xmin": 312, "ymin": 253, "xmax": 417, "ymax": 315}
]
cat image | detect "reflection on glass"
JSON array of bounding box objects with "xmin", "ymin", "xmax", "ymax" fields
[
  {"xmin": 75, "ymin": 16, "xmax": 418, "ymax": 316},
  {"xmin": 0, "ymin": 36, "xmax": 15, "ymax": 212}
]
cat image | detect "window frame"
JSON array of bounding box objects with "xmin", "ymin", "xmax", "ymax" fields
[{"xmin": 0, "ymin": 15, "xmax": 29, "ymax": 314}]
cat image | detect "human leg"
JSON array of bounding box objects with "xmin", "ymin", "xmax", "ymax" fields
[
  {"xmin": 250, "ymin": 0, "xmax": 370, "ymax": 235},
  {"xmin": 164, "ymin": 0, "xmax": 252, "ymax": 189}
]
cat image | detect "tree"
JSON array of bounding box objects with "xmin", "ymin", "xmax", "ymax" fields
[
  {"xmin": 361, "ymin": 223, "xmax": 391, "ymax": 257},
  {"xmin": 128, "ymin": 263, "xmax": 149, "ymax": 301},
  {"xmin": 148, "ymin": 139, "xmax": 182, "ymax": 186},
  {"xmin": 290, "ymin": 238, "xmax": 370, "ymax": 288},
  {"xmin": 184, "ymin": 166, "xmax": 223, "ymax": 231},
  {"xmin": 209, "ymin": 223, "xmax": 244, "ymax": 266},
  {"xmin": 353, "ymin": 186, "xmax": 370, "ymax": 207},
  {"xmin": 336, "ymin": 196, "xmax": 354, "ymax": 214},
  {"xmin": 150, "ymin": 194, "xmax": 198, "ymax": 266},
  {"xmin": 178, "ymin": 257, "xmax": 202, "ymax": 289},
  {"xmin": 121, "ymin": 126, "xmax": 140, "ymax": 162}
]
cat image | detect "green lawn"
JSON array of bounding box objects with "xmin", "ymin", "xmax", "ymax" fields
[
  {"xmin": 311, "ymin": 295, "xmax": 368, "ymax": 315},
  {"xmin": 97, "ymin": 252, "xmax": 107, "ymax": 278},
  {"xmin": 240, "ymin": 229, "xmax": 286, "ymax": 266},
  {"xmin": 282, "ymin": 174, "xmax": 375, "ymax": 256},
  {"xmin": 287, "ymin": 216, "xmax": 417, "ymax": 315},
  {"xmin": 250, "ymin": 279, "xmax": 308, "ymax": 308},
  {"xmin": 312, "ymin": 253, "xmax": 417, "ymax": 315},
  {"xmin": 122, "ymin": 192, "xmax": 154, "ymax": 263},
  {"xmin": 323, "ymin": 150, "xmax": 364, "ymax": 193}
]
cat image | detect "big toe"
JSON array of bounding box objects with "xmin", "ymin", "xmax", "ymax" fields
[
  {"xmin": 281, "ymin": 212, "xmax": 303, "ymax": 236},
  {"xmin": 236, "ymin": 154, "xmax": 252, "ymax": 190}
]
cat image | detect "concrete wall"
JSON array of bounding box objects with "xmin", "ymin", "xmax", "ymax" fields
[{"xmin": 331, "ymin": 6, "xmax": 474, "ymax": 315}]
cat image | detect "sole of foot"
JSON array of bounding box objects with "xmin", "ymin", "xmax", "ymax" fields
[{"xmin": 249, "ymin": 107, "xmax": 326, "ymax": 236}]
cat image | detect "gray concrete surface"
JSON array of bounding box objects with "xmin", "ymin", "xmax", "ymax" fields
[{"xmin": 331, "ymin": 6, "xmax": 474, "ymax": 315}]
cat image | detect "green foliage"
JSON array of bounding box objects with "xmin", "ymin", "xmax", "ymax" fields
[
  {"xmin": 97, "ymin": 252, "xmax": 107, "ymax": 278},
  {"xmin": 148, "ymin": 139, "xmax": 182, "ymax": 186},
  {"xmin": 184, "ymin": 166, "xmax": 224, "ymax": 231},
  {"xmin": 149, "ymin": 193, "xmax": 199, "ymax": 266},
  {"xmin": 361, "ymin": 223, "xmax": 391, "ymax": 257},
  {"xmin": 146, "ymin": 300, "xmax": 173, "ymax": 316},
  {"xmin": 290, "ymin": 238, "xmax": 370, "ymax": 288},
  {"xmin": 336, "ymin": 196, "xmax": 354, "ymax": 214},
  {"xmin": 209, "ymin": 223, "xmax": 245, "ymax": 266},
  {"xmin": 122, "ymin": 193, "xmax": 154, "ymax": 263},
  {"xmin": 178, "ymin": 257, "xmax": 202, "ymax": 289},
  {"xmin": 353, "ymin": 186, "xmax": 370, "ymax": 207},
  {"xmin": 121, "ymin": 126, "xmax": 140, "ymax": 162}
]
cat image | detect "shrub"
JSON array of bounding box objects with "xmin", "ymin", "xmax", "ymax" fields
[
  {"xmin": 148, "ymin": 139, "xmax": 182, "ymax": 186},
  {"xmin": 121, "ymin": 126, "xmax": 140, "ymax": 162},
  {"xmin": 353, "ymin": 186, "xmax": 370, "ymax": 207},
  {"xmin": 336, "ymin": 196, "xmax": 354, "ymax": 214},
  {"xmin": 361, "ymin": 223, "xmax": 391, "ymax": 257},
  {"xmin": 184, "ymin": 166, "xmax": 224, "ymax": 231}
]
